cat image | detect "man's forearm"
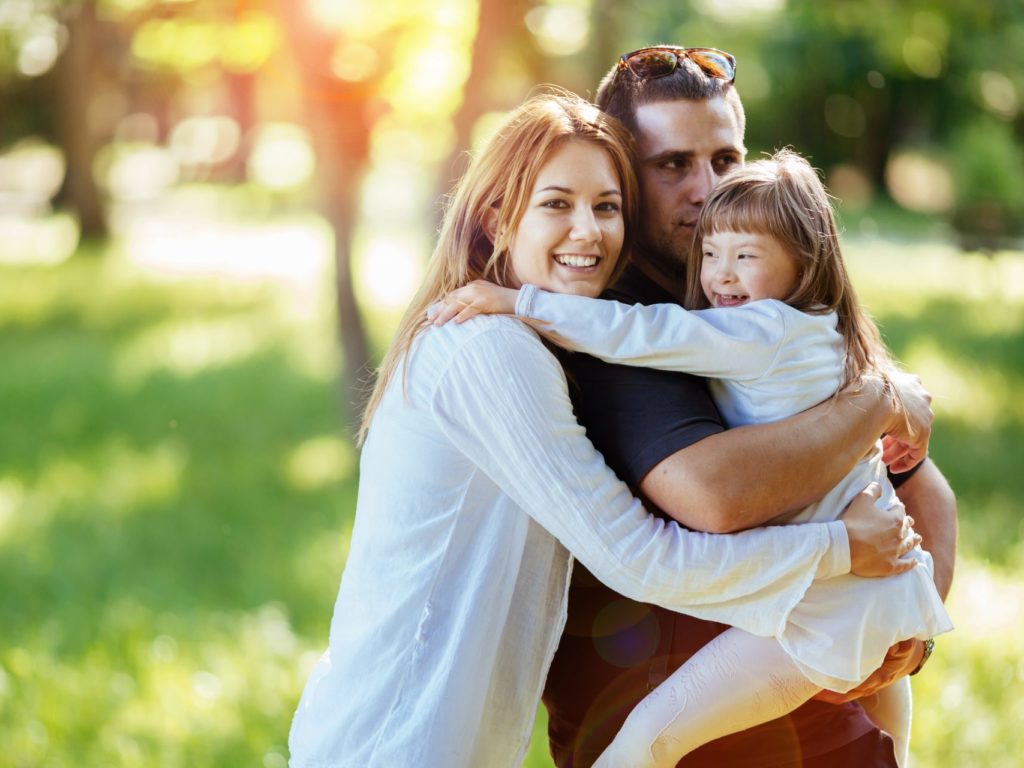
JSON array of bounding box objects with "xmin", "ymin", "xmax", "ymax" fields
[
  {"xmin": 641, "ymin": 380, "xmax": 894, "ymax": 532},
  {"xmin": 896, "ymin": 458, "xmax": 957, "ymax": 599}
]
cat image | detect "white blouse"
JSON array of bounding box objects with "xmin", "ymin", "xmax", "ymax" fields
[{"xmin": 288, "ymin": 315, "xmax": 850, "ymax": 768}]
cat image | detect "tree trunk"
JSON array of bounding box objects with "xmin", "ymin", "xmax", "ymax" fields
[
  {"xmin": 53, "ymin": 0, "xmax": 107, "ymax": 241},
  {"xmin": 277, "ymin": 3, "xmax": 378, "ymax": 428}
]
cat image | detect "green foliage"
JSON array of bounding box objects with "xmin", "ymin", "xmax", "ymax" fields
[{"xmin": 948, "ymin": 119, "xmax": 1024, "ymax": 245}]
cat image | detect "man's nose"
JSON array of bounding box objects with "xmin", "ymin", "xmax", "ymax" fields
[{"xmin": 688, "ymin": 162, "xmax": 716, "ymax": 205}]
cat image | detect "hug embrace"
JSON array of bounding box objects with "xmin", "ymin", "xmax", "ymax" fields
[{"xmin": 289, "ymin": 45, "xmax": 956, "ymax": 768}]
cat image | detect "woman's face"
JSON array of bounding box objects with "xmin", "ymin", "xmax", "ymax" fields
[{"xmin": 505, "ymin": 140, "xmax": 625, "ymax": 297}]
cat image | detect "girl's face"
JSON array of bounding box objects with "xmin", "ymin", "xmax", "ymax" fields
[
  {"xmin": 506, "ymin": 140, "xmax": 625, "ymax": 298},
  {"xmin": 700, "ymin": 230, "xmax": 801, "ymax": 308}
]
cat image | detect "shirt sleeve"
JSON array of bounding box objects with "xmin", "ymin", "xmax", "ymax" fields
[
  {"xmin": 430, "ymin": 322, "xmax": 851, "ymax": 639},
  {"xmin": 517, "ymin": 285, "xmax": 788, "ymax": 381}
]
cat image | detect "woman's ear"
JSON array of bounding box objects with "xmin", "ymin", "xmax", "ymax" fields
[{"xmin": 482, "ymin": 208, "xmax": 502, "ymax": 245}]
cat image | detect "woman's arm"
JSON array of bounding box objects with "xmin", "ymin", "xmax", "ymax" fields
[{"xmin": 429, "ymin": 322, "xmax": 915, "ymax": 637}]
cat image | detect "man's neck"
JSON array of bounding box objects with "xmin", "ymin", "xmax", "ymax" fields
[{"xmin": 633, "ymin": 248, "xmax": 687, "ymax": 304}]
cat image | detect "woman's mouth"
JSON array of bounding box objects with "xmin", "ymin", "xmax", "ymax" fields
[{"xmin": 554, "ymin": 254, "xmax": 600, "ymax": 268}]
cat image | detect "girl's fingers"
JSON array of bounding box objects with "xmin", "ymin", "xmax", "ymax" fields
[
  {"xmin": 432, "ymin": 299, "xmax": 464, "ymax": 326},
  {"xmin": 454, "ymin": 303, "xmax": 481, "ymax": 324}
]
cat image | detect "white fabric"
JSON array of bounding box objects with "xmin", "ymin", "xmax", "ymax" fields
[
  {"xmin": 517, "ymin": 286, "xmax": 954, "ymax": 690},
  {"xmin": 288, "ymin": 316, "xmax": 852, "ymax": 768}
]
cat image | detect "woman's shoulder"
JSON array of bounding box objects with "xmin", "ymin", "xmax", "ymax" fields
[{"xmin": 411, "ymin": 315, "xmax": 554, "ymax": 378}]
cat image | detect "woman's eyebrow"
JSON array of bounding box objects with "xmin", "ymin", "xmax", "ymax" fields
[{"xmin": 534, "ymin": 186, "xmax": 622, "ymax": 196}]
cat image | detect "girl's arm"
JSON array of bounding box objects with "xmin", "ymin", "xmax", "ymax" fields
[{"xmin": 434, "ymin": 281, "xmax": 785, "ymax": 380}]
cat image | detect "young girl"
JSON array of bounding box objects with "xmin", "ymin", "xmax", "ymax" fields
[{"xmin": 434, "ymin": 149, "xmax": 953, "ymax": 768}]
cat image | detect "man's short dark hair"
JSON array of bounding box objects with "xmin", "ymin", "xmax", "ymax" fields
[{"xmin": 595, "ymin": 53, "xmax": 745, "ymax": 136}]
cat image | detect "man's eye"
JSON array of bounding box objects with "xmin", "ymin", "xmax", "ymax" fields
[
  {"xmin": 713, "ymin": 155, "xmax": 739, "ymax": 174},
  {"xmin": 663, "ymin": 158, "xmax": 689, "ymax": 170}
]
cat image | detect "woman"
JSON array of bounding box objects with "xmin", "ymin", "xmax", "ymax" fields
[{"xmin": 287, "ymin": 92, "xmax": 917, "ymax": 768}]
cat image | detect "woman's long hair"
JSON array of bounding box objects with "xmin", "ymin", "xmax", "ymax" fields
[
  {"xmin": 685, "ymin": 148, "xmax": 897, "ymax": 389},
  {"xmin": 358, "ymin": 90, "xmax": 639, "ymax": 443}
]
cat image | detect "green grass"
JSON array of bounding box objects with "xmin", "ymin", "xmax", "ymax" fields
[{"xmin": 0, "ymin": 236, "xmax": 1021, "ymax": 766}]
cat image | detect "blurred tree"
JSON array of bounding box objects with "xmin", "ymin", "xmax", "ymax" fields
[
  {"xmin": 53, "ymin": 0, "xmax": 108, "ymax": 240},
  {"xmin": 277, "ymin": 2, "xmax": 383, "ymax": 423}
]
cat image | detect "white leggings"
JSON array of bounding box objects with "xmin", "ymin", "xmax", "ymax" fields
[{"xmin": 593, "ymin": 628, "xmax": 910, "ymax": 768}]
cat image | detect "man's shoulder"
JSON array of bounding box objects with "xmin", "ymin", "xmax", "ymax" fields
[{"xmin": 603, "ymin": 261, "xmax": 678, "ymax": 306}]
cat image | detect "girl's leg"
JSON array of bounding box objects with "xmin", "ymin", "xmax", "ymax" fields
[
  {"xmin": 594, "ymin": 628, "xmax": 819, "ymax": 768},
  {"xmin": 859, "ymin": 677, "xmax": 912, "ymax": 768}
]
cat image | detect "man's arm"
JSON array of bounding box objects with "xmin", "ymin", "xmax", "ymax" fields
[
  {"xmin": 897, "ymin": 458, "xmax": 957, "ymax": 599},
  {"xmin": 642, "ymin": 378, "xmax": 899, "ymax": 533}
]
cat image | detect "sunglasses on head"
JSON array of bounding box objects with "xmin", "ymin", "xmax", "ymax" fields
[{"xmin": 617, "ymin": 46, "xmax": 737, "ymax": 84}]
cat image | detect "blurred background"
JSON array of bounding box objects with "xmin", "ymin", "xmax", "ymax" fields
[{"xmin": 1, "ymin": 0, "xmax": 1022, "ymax": 766}]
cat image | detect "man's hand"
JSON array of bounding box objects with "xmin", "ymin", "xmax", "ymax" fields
[
  {"xmin": 882, "ymin": 371, "xmax": 934, "ymax": 473},
  {"xmin": 430, "ymin": 280, "xmax": 519, "ymax": 325},
  {"xmin": 814, "ymin": 638, "xmax": 925, "ymax": 704},
  {"xmin": 842, "ymin": 484, "xmax": 921, "ymax": 578}
]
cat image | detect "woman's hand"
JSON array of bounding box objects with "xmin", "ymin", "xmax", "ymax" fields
[
  {"xmin": 841, "ymin": 483, "xmax": 921, "ymax": 577},
  {"xmin": 430, "ymin": 280, "xmax": 519, "ymax": 325},
  {"xmin": 881, "ymin": 371, "xmax": 934, "ymax": 473}
]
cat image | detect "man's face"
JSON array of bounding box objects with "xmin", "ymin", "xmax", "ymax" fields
[{"xmin": 632, "ymin": 96, "xmax": 745, "ymax": 266}]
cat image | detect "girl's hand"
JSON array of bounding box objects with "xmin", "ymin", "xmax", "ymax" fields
[
  {"xmin": 882, "ymin": 371, "xmax": 933, "ymax": 473},
  {"xmin": 842, "ymin": 483, "xmax": 921, "ymax": 578},
  {"xmin": 430, "ymin": 280, "xmax": 519, "ymax": 325}
]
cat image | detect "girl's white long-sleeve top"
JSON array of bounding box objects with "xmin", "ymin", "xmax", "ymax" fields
[
  {"xmin": 513, "ymin": 287, "xmax": 952, "ymax": 691},
  {"xmin": 288, "ymin": 315, "xmax": 851, "ymax": 768}
]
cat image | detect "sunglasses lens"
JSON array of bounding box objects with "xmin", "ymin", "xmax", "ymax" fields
[
  {"xmin": 689, "ymin": 50, "xmax": 735, "ymax": 81},
  {"xmin": 625, "ymin": 50, "xmax": 679, "ymax": 80}
]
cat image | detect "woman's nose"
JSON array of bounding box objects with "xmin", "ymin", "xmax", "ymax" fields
[{"xmin": 570, "ymin": 207, "xmax": 601, "ymax": 241}]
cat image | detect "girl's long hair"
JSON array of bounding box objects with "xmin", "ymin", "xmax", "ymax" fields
[
  {"xmin": 358, "ymin": 90, "xmax": 639, "ymax": 443},
  {"xmin": 685, "ymin": 148, "xmax": 897, "ymax": 389}
]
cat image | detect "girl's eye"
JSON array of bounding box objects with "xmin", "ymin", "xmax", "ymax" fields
[
  {"xmin": 738, "ymin": 252, "xmax": 755, "ymax": 259},
  {"xmin": 595, "ymin": 201, "xmax": 620, "ymax": 213},
  {"xmin": 541, "ymin": 199, "xmax": 569, "ymax": 209},
  {"xmin": 702, "ymin": 251, "xmax": 716, "ymax": 259}
]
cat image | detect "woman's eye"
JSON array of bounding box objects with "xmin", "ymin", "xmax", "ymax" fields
[
  {"xmin": 541, "ymin": 199, "xmax": 569, "ymax": 209},
  {"xmin": 595, "ymin": 202, "xmax": 620, "ymax": 213},
  {"xmin": 738, "ymin": 252, "xmax": 755, "ymax": 259},
  {"xmin": 702, "ymin": 251, "xmax": 716, "ymax": 259}
]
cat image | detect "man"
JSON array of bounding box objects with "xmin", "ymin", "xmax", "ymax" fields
[{"xmin": 541, "ymin": 47, "xmax": 957, "ymax": 767}]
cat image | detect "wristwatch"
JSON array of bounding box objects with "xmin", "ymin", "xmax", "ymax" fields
[{"xmin": 909, "ymin": 638, "xmax": 935, "ymax": 676}]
